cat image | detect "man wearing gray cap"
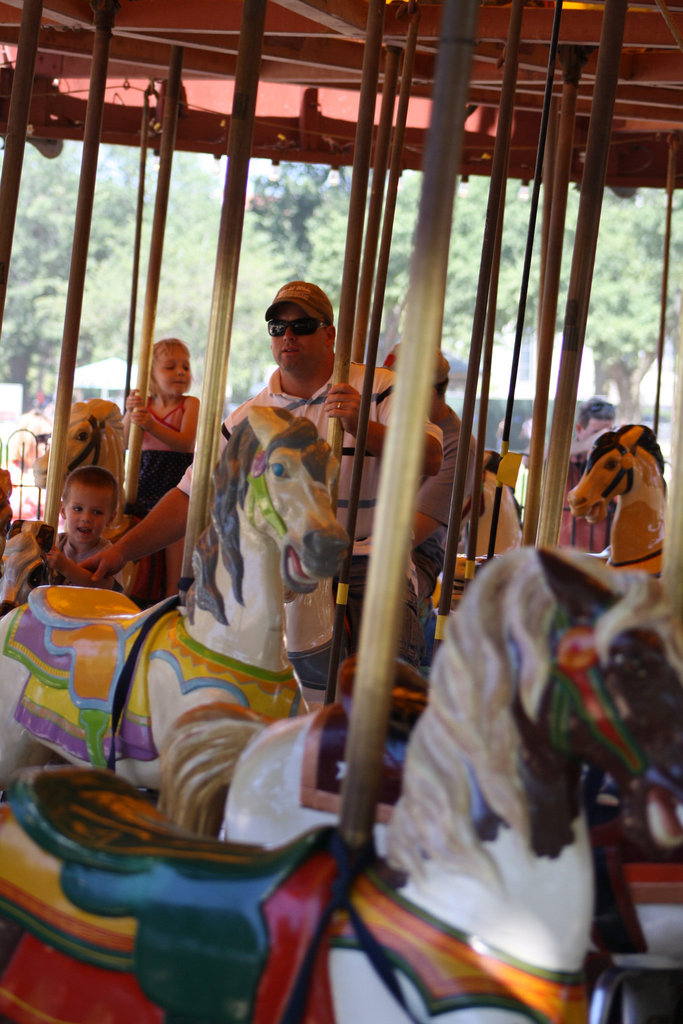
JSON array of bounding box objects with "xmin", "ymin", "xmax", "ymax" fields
[{"xmin": 86, "ymin": 281, "xmax": 442, "ymax": 667}]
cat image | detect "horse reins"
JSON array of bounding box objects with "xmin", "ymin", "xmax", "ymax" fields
[{"xmin": 67, "ymin": 415, "xmax": 103, "ymax": 473}]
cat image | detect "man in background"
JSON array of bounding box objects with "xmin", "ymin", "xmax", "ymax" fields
[{"xmin": 559, "ymin": 396, "xmax": 617, "ymax": 552}]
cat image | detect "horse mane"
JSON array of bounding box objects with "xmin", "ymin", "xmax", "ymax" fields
[
  {"xmin": 587, "ymin": 424, "xmax": 665, "ymax": 478},
  {"xmin": 386, "ymin": 547, "xmax": 683, "ymax": 887},
  {"xmin": 186, "ymin": 410, "xmax": 327, "ymax": 626},
  {"xmin": 187, "ymin": 418, "xmax": 259, "ymax": 625}
]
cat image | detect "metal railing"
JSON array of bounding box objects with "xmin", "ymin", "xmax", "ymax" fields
[{"xmin": 2, "ymin": 428, "xmax": 50, "ymax": 521}]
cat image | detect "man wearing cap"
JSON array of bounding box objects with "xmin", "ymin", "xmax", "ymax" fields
[
  {"xmin": 86, "ymin": 281, "xmax": 442, "ymax": 666},
  {"xmin": 559, "ymin": 395, "xmax": 617, "ymax": 552}
]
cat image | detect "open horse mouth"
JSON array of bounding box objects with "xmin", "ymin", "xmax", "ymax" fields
[
  {"xmin": 569, "ymin": 496, "xmax": 605, "ymax": 523},
  {"xmin": 283, "ymin": 544, "xmax": 319, "ymax": 594}
]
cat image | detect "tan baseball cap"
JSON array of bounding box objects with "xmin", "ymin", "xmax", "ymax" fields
[{"xmin": 265, "ymin": 281, "xmax": 334, "ymax": 324}]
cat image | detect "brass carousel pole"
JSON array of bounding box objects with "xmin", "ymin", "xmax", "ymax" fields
[
  {"xmin": 522, "ymin": 46, "xmax": 587, "ymax": 546},
  {"xmin": 181, "ymin": 0, "xmax": 267, "ymax": 576},
  {"xmin": 338, "ymin": 0, "xmax": 479, "ymax": 852},
  {"xmin": 350, "ymin": 45, "xmax": 401, "ymax": 363},
  {"xmin": 653, "ymin": 133, "xmax": 678, "ymax": 437},
  {"xmin": 433, "ymin": 0, "xmax": 524, "ymax": 652},
  {"xmin": 43, "ymin": 0, "xmax": 120, "ymax": 529},
  {"xmin": 324, "ymin": 16, "xmax": 419, "ymax": 702},
  {"xmin": 0, "ymin": 0, "xmax": 43, "ymax": 335},
  {"xmin": 537, "ymin": 0, "xmax": 629, "ymax": 549},
  {"xmin": 124, "ymin": 47, "xmax": 184, "ymax": 511},
  {"xmin": 124, "ymin": 85, "xmax": 153, "ymax": 402},
  {"xmin": 663, "ymin": 311, "xmax": 683, "ymax": 619},
  {"xmin": 122, "ymin": 48, "xmax": 181, "ymax": 512},
  {"xmin": 327, "ymin": 0, "xmax": 386, "ymax": 470}
]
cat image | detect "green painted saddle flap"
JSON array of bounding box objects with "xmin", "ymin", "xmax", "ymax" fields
[{"xmin": 10, "ymin": 768, "xmax": 334, "ymax": 1023}]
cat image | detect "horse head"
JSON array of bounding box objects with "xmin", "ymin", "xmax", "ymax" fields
[
  {"xmin": 568, "ymin": 424, "xmax": 665, "ymax": 524},
  {"xmin": 388, "ymin": 548, "xmax": 683, "ymax": 884},
  {"xmin": 32, "ymin": 400, "xmax": 125, "ymax": 526},
  {"xmin": 0, "ymin": 520, "xmax": 53, "ymax": 616},
  {"xmin": 538, "ymin": 549, "xmax": 683, "ymax": 855},
  {"xmin": 187, "ymin": 408, "xmax": 348, "ymax": 626}
]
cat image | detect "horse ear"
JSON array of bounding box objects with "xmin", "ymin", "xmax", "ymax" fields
[
  {"xmin": 537, "ymin": 548, "xmax": 616, "ymax": 620},
  {"xmin": 247, "ymin": 407, "xmax": 291, "ymax": 448},
  {"xmin": 8, "ymin": 520, "xmax": 25, "ymax": 540},
  {"xmin": 36, "ymin": 523, "xmax": 55, "ymax": 552}
]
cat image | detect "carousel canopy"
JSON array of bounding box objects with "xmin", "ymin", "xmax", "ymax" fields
[{"xmin": 1, "ymin": 1, "xmax": 683, "ymax": 188}]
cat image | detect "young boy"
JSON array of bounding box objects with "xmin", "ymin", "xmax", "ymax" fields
[{"xmin": 47, "ymin": 465, "xmax": 125, "ymax": 590}]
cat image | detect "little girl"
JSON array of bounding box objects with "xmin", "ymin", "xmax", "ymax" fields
[{"xmin": 124, "ymin": 338, "xmax": 199, "ymax": 597}]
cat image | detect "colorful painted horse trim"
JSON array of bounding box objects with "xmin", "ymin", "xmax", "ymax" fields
[
  {"xmin": 256, "ymin": 856, "xmax": 587, "ymax": 1024},
  {"xmin": 6, "ymin": 587, "xmax": 301, "ymax": 769},
  {"xmin": 0, "ymin": 806, "xmax": 136, "ymax": 971}
]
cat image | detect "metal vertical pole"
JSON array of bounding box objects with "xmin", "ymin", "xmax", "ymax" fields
[
  {"xmin": 351, "ymin": 45, "xmax": 401, "ymax": 363},
  {"xmin": 124, "ymin": 47, "xmax": 184, "ymax": 508},
  {"xmin": 433, "ymin": 0, "xmax": 524, "ymax": 648},
  {"xmin": 338, "ymin": 0, "xmax": 480, "ymax": 852},
  {"xmin": 43, "ymin": 0, "xmax": 120, "ymax": 528},
  {"xmin": 653, "ymin": 133, "xmax": 678, "ymax": 436},
  {"xmin": 523, "ymin": 47, "xmax": 586, "ymax": 545},
  {"xmin": 537, "ymin": 0, "xmax": 629, "ymax": 549},
  {"xmin": 327, "ymin": 0, "xmax": 386, "ymax": 472},
  {"xmin": 0, "ymin": 0, "xmax": 44, "ymax": 335},
  {"xmin": 181, "ymin": 0, "xmax": 268, "ymax": 575}
]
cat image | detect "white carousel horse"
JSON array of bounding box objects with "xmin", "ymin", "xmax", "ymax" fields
[
  {"xmin": 567, "ymin": 424, "xmax": 666, "ymax": 574},
  {"xmin": 32, "ymin": 398, "xmax": 127, "ymax": 530},
  {"xmin": 0, "ymin": 407, "xmax": 348, "ymax": 792},
  {"xmin": 2, "ymin": 547, "xmax": 683, "ymax": 1024},
  {"xmin": 0, "ymin": 520, "xmax": 54, "ymax": 617}
]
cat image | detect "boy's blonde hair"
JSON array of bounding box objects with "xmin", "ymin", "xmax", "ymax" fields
[
  {"xmin": 150, "ymin": 338, "xmax": 192, "ymax": 396},
  {"xmin": 62, "ymin": 465, "xmax": 119, "ymax": 515}
]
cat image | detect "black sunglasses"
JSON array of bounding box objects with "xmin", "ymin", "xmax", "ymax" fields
[{"xmin": 267, "ymin": 318, "xmax": 328, "ymax": 337}]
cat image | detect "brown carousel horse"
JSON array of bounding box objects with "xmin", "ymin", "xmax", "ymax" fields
[{"xmin": 567, "ymin": 424, "xmax": 666, "ymax": 574}]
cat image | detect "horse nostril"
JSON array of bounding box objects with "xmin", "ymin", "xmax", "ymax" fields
[
  {"xmin": 303, "ymin": 529, "xmax": 349, "ymax": 565},
  {"xmin": 0, "ymin": 600, "xmax": 17, "ymax": 617}
]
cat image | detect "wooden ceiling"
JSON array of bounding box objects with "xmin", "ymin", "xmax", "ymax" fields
[{"xmin": 1, "ymin": 1, "xmax": 683, "ymax": 187}]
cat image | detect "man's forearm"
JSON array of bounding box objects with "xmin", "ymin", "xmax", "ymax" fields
[{"xmin": 120, "ymin": 488, "xmax": 190, "ymax": 562}]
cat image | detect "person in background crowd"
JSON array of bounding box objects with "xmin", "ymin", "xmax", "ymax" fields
[
  {"xmin": 85, "ymin": 282, "xmax": 443, "ymax": 668},
  {"xmin": 558, "ymin": 396, "xmax": 617, "ymax": 552}
]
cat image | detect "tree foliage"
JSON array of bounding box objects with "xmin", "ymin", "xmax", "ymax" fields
[{"xmin": 1, "ymin": 145, "xmax": 681, "ymax": 426}]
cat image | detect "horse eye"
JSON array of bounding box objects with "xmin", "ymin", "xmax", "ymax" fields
[
  {"xmin": 75, "ymin": 430, "xmax": 88, "ymax": 441},
  {"xmin": 29, "ymin": 567, "xmax": 44, "ymax": 586},
  {"xmin": 270, "ymin": 462, "xmax": 286, "ymax": 477}
]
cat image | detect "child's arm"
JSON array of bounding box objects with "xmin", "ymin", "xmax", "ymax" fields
[
  {"xmin": 130, "ymin": 395, "xmax": 199, "ymax": 452},
  {"xmin": 47, "ymin": 546, "xmax": 115, "ymax": 590}
]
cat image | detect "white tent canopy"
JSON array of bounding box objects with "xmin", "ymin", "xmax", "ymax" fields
[{"xmin": 73, "ymin": 358, "xmax": 136, "ymax": 396}]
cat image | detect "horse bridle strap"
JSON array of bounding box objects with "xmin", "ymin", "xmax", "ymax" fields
[
  {"xmin": 279, "ymin": 833, "xmax": 422, "ymax": 1024},
  {"xmin": 600, "ymin": 443, "xmax": 634, "ymax": 501},
  {"xmin": 67, "ymin": 415, "xmax": 103, "ymax": 473}
]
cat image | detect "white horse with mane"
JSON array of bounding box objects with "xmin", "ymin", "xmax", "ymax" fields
[
  {"xmin": 2, "ymin": 548, "xmax": 683, "ymax": 1024},
  {"xmin": 0, "ymin": 407, "xmax": 348, "ymax": 794}
]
